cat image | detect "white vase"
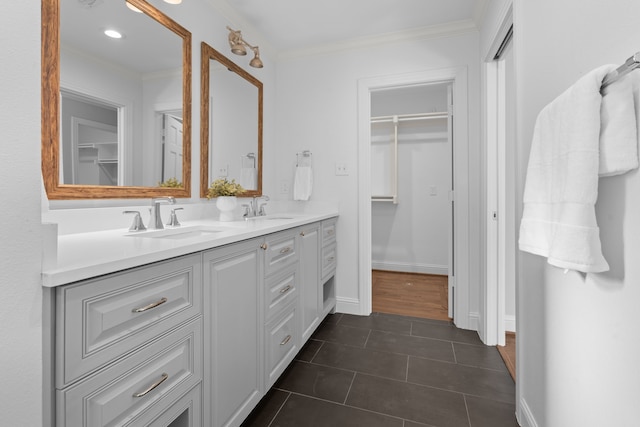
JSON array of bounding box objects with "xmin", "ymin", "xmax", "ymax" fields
[{"xmin": 216, "ymin": 196, "xmax": 238, "ymax": 222}]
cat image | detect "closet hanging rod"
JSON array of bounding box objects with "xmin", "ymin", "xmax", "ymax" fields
[
  {"xmin": 371, "ymin": 112, "xmax": 448, "ymax": 123},
  {"xmin": 600, "ymin": 51, "xmax": 640, "ymax": 93}
]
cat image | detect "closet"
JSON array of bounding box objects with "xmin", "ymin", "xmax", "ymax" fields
[{"xmin": 370, "ymin": 83, "xmax": 452, "ymax": 320}]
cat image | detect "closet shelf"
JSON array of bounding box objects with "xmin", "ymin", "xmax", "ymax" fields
[{"xmin": 370, "ymin": 111, "xmax": 448, "ymax": 124}]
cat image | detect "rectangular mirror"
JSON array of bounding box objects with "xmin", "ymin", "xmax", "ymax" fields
[
  {"xmin": 42, "ymin": 0, "xmax": 191, "ymax": 199},
  {"xmin": 200, "ymin": 42, "xmax": 263, "ymax": 198}
]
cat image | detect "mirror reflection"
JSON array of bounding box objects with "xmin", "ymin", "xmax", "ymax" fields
[
  {"xmin": 200, "ymin": 42, "xmax": 262, "ymax": 198},
  {"xmin": 42, "ymin": 0, "xmax": 191, "ymax": 199}
]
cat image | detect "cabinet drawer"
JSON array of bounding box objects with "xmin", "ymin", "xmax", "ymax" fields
[
  {"xmin": 321, "ymin": 218, "xmax": 337, "ymax": 247},
  {"xmin": 321, "ymin": 242, "xmax": 337, "ymax": 281},
  {"xmin": 265, "ymin": 304, "xmax": 298, "ymax": 389},
  {"xmin": 264, "ymin": 229, "xmax": 299, "ymax": 276},
  {"xmin": 57, "ymin": 319, "xmax": 202, "ymax": 427},
  {"xmin": 265, "ymin": 265, "xmax": 299, "ymax": 321},
  {"xmin": 56, "ymin": 254, "xmax": 202, "ymax": 387}
]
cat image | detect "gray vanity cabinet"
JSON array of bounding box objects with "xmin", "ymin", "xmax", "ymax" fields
[
  {"xmin": 49, "ymin": 216, "xmax": 338, "ymax": 427},
  {"xmin": 203, "ymin": 238, "xmax": 264, "ymax": 427}
]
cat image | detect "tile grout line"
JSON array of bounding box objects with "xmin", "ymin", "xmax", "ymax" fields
[
  {"xmin": 463, "ymin": 394, "xmax": 472, "ymax": 427},
  {"xmin": 265, "ymin": 391, "xmax": 292, "ymax": 427},
  {"xmin": 342, "ymin": 371, "xmax": 357, "ymax": 405}
]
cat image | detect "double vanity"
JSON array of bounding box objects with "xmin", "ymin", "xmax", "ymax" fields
[{"xmin": 43, "ymin": 211, "xmax": 338, "ymax": 427}]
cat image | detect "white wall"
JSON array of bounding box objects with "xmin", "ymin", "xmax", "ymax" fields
[
  {"xmin": 514, "ymin": 0, "xmax": 640, "ymax": 425},
  {"xmin": 0, "ymin": 1, "xmax": 43, "ymax": 426},
  {"xmin": 371, "ymin": 85, "xmax": 450, "ymax": 275},
  {"xmin": 275, "ymin": 32, "xmax": 482, "ymax": 318}
]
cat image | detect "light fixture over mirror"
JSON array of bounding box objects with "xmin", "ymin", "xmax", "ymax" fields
[
  {"xmin": 226, "ymin": 26, "xmax": 263, "ymax": 69},
  {"xmin": 200, "ymin": 42, "xmax": 263, "ymax": 198},
  {"xmin": 41, "ymin": 0, "xmax": 192, "ymax": 199}
]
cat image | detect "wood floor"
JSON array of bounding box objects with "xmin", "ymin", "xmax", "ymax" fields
[
  {"xmin": 372, "ymin": 270, "xmax": 450, "ymax": 321},
  {"xmin": 498, "ymin": 332, "xmax": 516, "ymax": 381}
]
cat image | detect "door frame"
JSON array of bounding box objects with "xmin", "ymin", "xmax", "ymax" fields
[
  {"xmin": 357, "ymin": 67, "xmax": 471, "ymax": 329},
  {"xmin": 483, "ymin": 3, "xmax": 514, "ymax": 346}
]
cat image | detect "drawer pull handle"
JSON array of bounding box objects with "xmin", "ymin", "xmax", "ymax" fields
[
  {"xmin": 280, "ymin": 335, "xmax": 292, "ymax": 346},
  {"xmin": 133, "ymin": 373, "xmax": 168, "ymax": 398},
  {"xmin": 132, "ymin": 297, "xmax": 167, "ymax": 313},
  {"xmin": 279, "ymin": 285, "xmax": 292, "ymax": 294},
  {"xmin": 327, "ymin": 229, "xmax": 335, "ymax": 235},
  {"xmin": 327, "ymin": 256, "xmax": 335, "ymax": 262},
  {"xmin": 280, "ymin": 247, "xmax": 291, "ymax": 254},
  {"xmin": 260, "ymin": 243, "xmax": 268, "ymax": 250}
]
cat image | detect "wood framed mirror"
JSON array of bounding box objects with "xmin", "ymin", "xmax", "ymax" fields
[
  {"xmin": 200, "ymin": 42, "xmax": 263, "ymax": 198},
  {"xmin": 42, "ymin": 0, "xmax": 191, "ymax": 199}
]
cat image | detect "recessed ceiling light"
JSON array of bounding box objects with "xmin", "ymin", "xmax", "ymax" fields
[
  {"xmin": 163, "ymin": 0, "xmax": 182, "ymax": 4},
  {"xmin": 104, "ymin": 29, "xmax": 123, "ymax": 39},
  {"xmin": 125, "ymin": 1, "xmax": 142, "ymax": 13}
]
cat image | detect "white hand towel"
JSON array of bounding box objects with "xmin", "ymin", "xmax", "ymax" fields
[
  {"xmin": 599, "ymin": 72, "xmax": 640, "ymax": 176},
  {"xmin": 240, "ymin": 167, "xmax": 257, "ymax": 190},
  {"xmin": 293, "ymin": 166, "xmax": 313, "ymax": 201},
  {"xmin": 519, "ymin": 64, "xmax": 639, "ymax": 273}
]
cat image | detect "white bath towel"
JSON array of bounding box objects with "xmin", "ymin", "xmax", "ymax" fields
[
  {"xmin": 240, "ymin": 167, "xmax": 257, "ymax": 190},
  {"xmin": 293, "ymin": 166, "xmax": 313, "ymax": 201},
  {"xmin": 519, "ymin": 64, "xmax": 639, "ymax": 273}
]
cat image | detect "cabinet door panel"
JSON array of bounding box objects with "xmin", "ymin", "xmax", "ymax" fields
[
  {"xmin": 264, "ymin": 229, "xmax": 299, "ymax": 276},
  {"xmin": 56, "ymin": 254, "xmax": 202, "ymax": 387},
  {"xmin": 265, "ymin": 265, "xmax": 298, "ymax": 320},
  {"xmin": 265, "ymin": 304, "xmax": 298, "ymax": 389},
  {"xmin": 57, "ymin": 319, "xmax": 201, "ymax": 427},
  {"xmin": 300, "ymin": 224, "xmax": 321, "ymax": 341},
  {"xmin": 204, "ymin": 240, "xmax": 263, "ymax": 427}
]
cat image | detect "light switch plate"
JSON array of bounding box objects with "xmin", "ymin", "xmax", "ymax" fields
[{"xmin": 335, "ymin": 163, "xmax": 349, "ymax": 176}]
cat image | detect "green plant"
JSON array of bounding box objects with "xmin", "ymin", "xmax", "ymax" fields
[
  {"xmin": 158, "ymin": 177, "xmax": 182, "ymax": 188},
  {"xmin": 206, "ymin": 178, "xmax": 246, "ymax": 199}
]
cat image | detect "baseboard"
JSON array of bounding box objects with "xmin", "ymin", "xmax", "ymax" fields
[
  {"xmin": 504, "ymin": 314, "xmax": 516, "ymax": 333},
  {"xmin": 371, "ymin": 261, "xmax": 448, "ymax": 276},
  {"xmin": 518, "ymin": 398, "xmax": 539, "ymax": 427},
  {"xmin": 467, "ymin": 311, "xmax": 479, "ymax": 332},
  {"xmin": 335, "ymin": 297, "xmax": 362, "ymax": 315}
]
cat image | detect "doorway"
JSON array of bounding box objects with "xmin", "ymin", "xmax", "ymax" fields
[
  {"xmin": 357, "ymin": 67, "xmax": 471, "ymax": 329},
  {"xmin": 369, "ymin": 83, "xmax": 452, "ymax": 321}
]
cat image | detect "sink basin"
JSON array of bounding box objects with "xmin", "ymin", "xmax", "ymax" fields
[{"xmin": 126, "ymin": 225, "xmax": 226, "ymax": 240}]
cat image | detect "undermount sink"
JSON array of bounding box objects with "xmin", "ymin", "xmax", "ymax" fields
[{"xmin": 125, "ymin": 225, "xmax": 226, "ymax": 240}]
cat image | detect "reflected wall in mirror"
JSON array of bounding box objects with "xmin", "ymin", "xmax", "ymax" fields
[
  {"xmin": 42, "ymin": 0, "xmax": 191, "ymax": 199},
  {"xmin": 200, "ymin": 42, "xmax": 262, "ymax": 198}
]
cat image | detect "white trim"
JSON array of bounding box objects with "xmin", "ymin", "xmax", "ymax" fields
[
  {"xmin": 357, "ymin": 67, "xmax": 470, "ymax": 329},
  {"xmin": 467, "ymin": 312, "xmax": 480, "ymax": 332},
  {"xmin": 335, "ymin": 297, "xmax": 362, "ymax": 315},
  {"xmin": 517, "ymin": 398, "xmax": 539, "ymax": 427},
  {"xmin": 371, "ymin": 261, "xmax": 448, "ymax": 276},
  {"xmin": 481, "ymin": 2, "xmax": 514, "ymax": 347},
  {"xmin": 504, "ymin": 314, "xmax": 516, "ymax": 333}
]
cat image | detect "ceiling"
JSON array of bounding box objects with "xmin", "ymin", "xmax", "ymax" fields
[{"xmin": 217, "ymin": 0, "xmax": 487, "ymax": 53}]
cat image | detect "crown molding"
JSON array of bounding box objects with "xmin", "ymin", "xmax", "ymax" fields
[{"xmin": 278, "ymin": 19, "xmax": 478, "ymax": 61}]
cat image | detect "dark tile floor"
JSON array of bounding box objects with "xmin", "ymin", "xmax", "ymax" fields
[{"xmin": 241, "ymin": 312, "xmax": 519, "ymax": 427}]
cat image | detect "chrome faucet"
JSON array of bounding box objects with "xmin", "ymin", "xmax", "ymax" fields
[
  {"xmin": 242, "ymin": 195, "xmax": 270, "ymax": 219},
  {"xmin": 149, "ymin": 197, "xmax": 176, "ymax": 229}
]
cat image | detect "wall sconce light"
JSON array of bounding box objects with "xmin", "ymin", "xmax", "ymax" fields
[{"xmin": 226, "ymin": 26, "xmax": 263, "ymax": 69}]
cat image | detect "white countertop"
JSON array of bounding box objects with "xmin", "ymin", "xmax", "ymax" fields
[{"xmin": 42, "ymin": 211, "xmax": 338, "ymax": 288}]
